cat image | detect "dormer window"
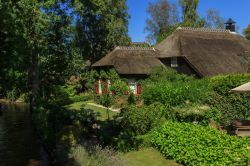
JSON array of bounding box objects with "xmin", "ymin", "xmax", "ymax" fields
[{"xmin": 171, "ymin": 57, "xmax": 178, "ymax": 67}]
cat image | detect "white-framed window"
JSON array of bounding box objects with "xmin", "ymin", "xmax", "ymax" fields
[
  {"xmin": 128, "ymin": 79, "xmax": 137, "ymax": 94},
  {"xmin": 171, "ymin": 57, "xmax": 178, "ymax": 67}
]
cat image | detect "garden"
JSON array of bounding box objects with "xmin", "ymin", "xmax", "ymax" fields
[{"xmin": 29, "ymin": 67, "xmax": 250, "ymax": 165}]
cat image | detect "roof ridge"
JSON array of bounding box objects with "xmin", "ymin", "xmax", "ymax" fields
[
  {"xmin": 177, "ymin": 27, "xmax": 231, "ymax": 33},
  {"xmin": 115, "ymin": 46, "xmax": 156, "ymax": 51}
]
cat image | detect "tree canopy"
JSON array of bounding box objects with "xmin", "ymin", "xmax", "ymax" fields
[
  {"xmin": 0, "ymin": 0, "xmax": 130, "ymax": 106},
  {"xmin": 244, "ymin": 24, "xmax": 250, "ymax": 40}
]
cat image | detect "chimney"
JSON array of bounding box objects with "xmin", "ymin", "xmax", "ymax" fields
[{"xmin": 225, "ymin": 18, "xmax": 236, "ymax": 32}]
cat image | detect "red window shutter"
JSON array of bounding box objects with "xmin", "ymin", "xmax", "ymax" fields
[
  {"xmin": 95, "ymin": 80, "xmax": 99, "ymax": 94},
  {"xmin": 137, "ymin": 83, "xmax": 141, "ymax": 95},
  {"xmin": 125, "ymin": 82, "xmax": 129, "ymax": 95}
]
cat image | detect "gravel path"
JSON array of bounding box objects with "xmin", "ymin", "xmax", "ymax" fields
[{"xmin": 87, "ymin": 103, "xmax": 121, "ymax": 113}]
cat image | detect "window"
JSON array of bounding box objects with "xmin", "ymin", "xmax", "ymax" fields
[
  {"xmin": 128, "ymin": 79, "xmax": 137, "ymax": 94},
  {"xmin": 171, "ymin": 57, "xmax": 178, "ymax": 67}
]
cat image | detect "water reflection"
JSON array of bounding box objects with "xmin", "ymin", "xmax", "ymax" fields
[{"xmin": 0, "ymin": 103, "xmax": 48, "ymax": 166}]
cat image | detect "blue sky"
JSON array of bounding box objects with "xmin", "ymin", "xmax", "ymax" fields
[{"xmin": 127, "ymin": 0, "xmax": 250, "ymax": 42}]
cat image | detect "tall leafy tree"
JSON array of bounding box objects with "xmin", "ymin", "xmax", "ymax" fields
[
  {"xmin": 0, "ymin": 0, "xmax": 75, "ymax": 106},
  {"xmin": 0, "ymin": 0, "xmax": 30, "ymax": 95},
  {"xmin": 179, "ymin": 0, "xmax": 204, "ymax": 27},
  {"xmin": 74, "ymin": 0, "xmax": 130, "ymax": 62},
  {"xmin": 39, "ymin": 0, "xmax": 75, "ymax": 99},
  {"xmin": 244, "ymin": 24, "xmax": 250, "ymax": 40},
  {"xmin": 145, "ymin": 0, "xmax": 179, "ymax": 43}
]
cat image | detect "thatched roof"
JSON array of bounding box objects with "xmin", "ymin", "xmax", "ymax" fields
[
  {"xmin": 92, "ymin": 46, "xmax": 164, "ymax": 75},
  {"xmin": 156, "ymin": 27, "xmax": 250, "ymax": 76},
  {"xmin": 231, "ymin": 82, "xmax": 250, "ymax": 93}
]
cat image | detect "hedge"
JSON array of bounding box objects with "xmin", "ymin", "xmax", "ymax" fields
[{"xmin": 152, "ymin": 122, "xmax": 250, "ymax": 166}]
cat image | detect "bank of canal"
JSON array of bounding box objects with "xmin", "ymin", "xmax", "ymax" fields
[{"xmin": 0, "ymin": 102, "xmax": 49, "ymax": 166}]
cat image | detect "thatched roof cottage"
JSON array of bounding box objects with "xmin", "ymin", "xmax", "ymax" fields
[
  {"xmin": 156, "ymin": 27, "xmax": 250, "ymax": 77},
  {"xmin": 92, "ymin": 46, "xmax": 164, "ymax": 94},
  {"xmin": 92, "ymin": 26, "xmax": 250, "ymax": 94}
]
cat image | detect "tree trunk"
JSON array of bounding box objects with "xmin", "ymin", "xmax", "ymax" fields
[{"xmin": 28, "ymin": 50, "xmax": 39, "ymax": 114}]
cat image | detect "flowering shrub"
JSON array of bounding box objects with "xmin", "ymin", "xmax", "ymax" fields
[{"xmin": 152, "ymin": 121, "xmax": 250, "ymax": 165}]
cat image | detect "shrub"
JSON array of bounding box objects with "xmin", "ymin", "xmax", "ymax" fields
[
  {"xmin": 152, "ymin": 122, "xmax": 250, "ymax": 166},
  {"xmin": 144, "ymin": 66, "xmax": 193, "ymax": 84},
  {"xmin": 32, "ymin": 104, "xmax": 99, "ymax": 148},
  {"xmin": 118, "ymin": 103, "xmax": 173, "ymax": 135},
  {"xmin": 6, "ymin": 87, "xmax": 18, "ymax": 101},
  {"xmin": 209, "ymin": 74, "xmax": 250, "ymax": 96},
  {"xmin": 142, "ymin": 79, "xmax": 209, "ymax": 106},
  {"xmin": 173, "ymin": 104, "xmax": 222, "ymax": 125},
  {"xmin": 206, "ymin": 74, "xmax": 250, "ymax": 125}
]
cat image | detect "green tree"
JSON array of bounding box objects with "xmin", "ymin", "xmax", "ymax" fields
[
  {"xmin": 179, "ymin": 0, "xmax": 205, "ymax": 27},
  {"xmin": 73, "ymin": 0, "xmax": 130, "ymax": 62},
  {"xmin": 0, "ymin": 0, "xmax": 75, "ymax": 106},
  {"xmin": 39, "ymin": 0, "xmax": 75, "ymax": 100},
  {"xmin": 244, "ymin": 24, "xmax": 250, "ymax": 40},
  {"xmin": 145, "ymin": 0, "xmax": 179, "ymax": 43}
]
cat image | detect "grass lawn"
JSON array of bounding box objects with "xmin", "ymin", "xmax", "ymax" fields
[
  {"xmin": 65, "ymin": 101, "xmax": 118, "ymax": 121},
  {"xmin": 121, "ymin": 148, "xmax": 181, "ymax": 166}
]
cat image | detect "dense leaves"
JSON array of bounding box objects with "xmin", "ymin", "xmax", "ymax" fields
[
  {"xmin": 74, "ymin": 0, "xmax": 130, "ymax": 62},
  {"xmin": 118, "ymin": 103, "xmax": 170, "ymax": 135},
  {"xmin": 142, "ymin": 68, "xmax": 210, "ymax": 106},
  {"xmin": 206, "ymin": 74, "xmax": 250, "ymax": 125},
  {"xmin": 244, "ymin": 24, "xmax": 250, "ymax": 40},
  {"xmin": 152, "ymin": 122, "xmax": 250, "ymax": 165}
]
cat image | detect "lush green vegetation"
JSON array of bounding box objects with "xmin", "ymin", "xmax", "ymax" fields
[
  {"xmin": 152, "ymin": 122, "xmax": 250, "ymax": 165},
  {"xmin": 66, "ymin": 101, "xmax": 118, "ymax": 121},
  {"xmin": 2, "ymin": 0, "xmax": 250, "ymax": 165}
]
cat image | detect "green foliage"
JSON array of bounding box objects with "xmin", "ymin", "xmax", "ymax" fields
[
  {"xmin": 74, "ymin": 0, "xmax": 130, "ymax": 61},
  {"xmin": 206, "ymin": 74, "xmax": 250, "ymax": 125},
  {"xmin": 244, "ymin": 24, "xmax": 250, "ymax": 40},
  {"xmin": 47, "ymin": 85, "xmax": 92, "ymax": 105},
  {"xmin": 142, "ymin": 78, "xmax": 209, "ymax": 106},
  {"xmin": 152, "ymin": 121, "xmax": 250, "ymax": 165},
  {"xmin": 110, "ymin": 79, "xmax": 130, "ymax": 96},
  {"xmin": 32, "ymin": 103, "xmax": 99, "ymax": 148},
  {"xmin": 209, "ymin": 74, "xmax": 250, "ymax": 96},
  {"xmin": 6, "ymin": 88, "xmax": 18, "ymax": 102},
  {"xmin": 127, "ymin": 94, "xmax": 136, "ymax": 105},
  {"xmin": 179, "ymin": 0, "xmax": 205, "ymax": 28},
  {"xmin": 118, "ymin": 103, "xmax": 172, "ymax": 135},
  {"xmin": 174, "ymin": 104, "xmax": 222, "ymax": 125}
]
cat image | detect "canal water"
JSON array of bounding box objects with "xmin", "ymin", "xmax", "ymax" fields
[{"xmin": 0, "ymin": 103, "xmax": 49, "ymax": 166}]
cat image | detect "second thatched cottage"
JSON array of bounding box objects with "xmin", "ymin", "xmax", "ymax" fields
[{"xmin": 92, "ymin": 24, "xmax": 250, "ymax": 94}]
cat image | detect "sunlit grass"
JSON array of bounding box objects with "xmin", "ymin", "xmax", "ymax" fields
[
  {"xmin": 66, "ymin": 101, "xmax": 118, "ymax": 121},
  {"xmin": 121, "ymin": 148, "xmax": 181, "ymax": 166}
]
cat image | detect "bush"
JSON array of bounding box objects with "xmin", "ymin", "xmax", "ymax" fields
[
  {"xmin": 118, "ymin": 103, "xmax": 173, "ymax": 135},
  {"xmin": 152, "ymin": 122, "xmax": 250, "ymax": 166},
  {"xmin": 32, "ymin": 104, "xmax": 99, "ymax": 148},
  {"xmin": 6, "ymin": 87, "xmax": 18, "ymax": 101},
  {"xmin": 209, "ymin": 74, "xmax": 250, "ymax": 96},
  {"xmin": 173, "ymin": 104, "xmax": 222, "ymax": 125},
  {"xmin": 206, "ymin": 74, "xmax": 250, "ymax": 125},
  {"xmin": 142, "ymin": 79, "xmax": 209, "ymax": 106}
]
